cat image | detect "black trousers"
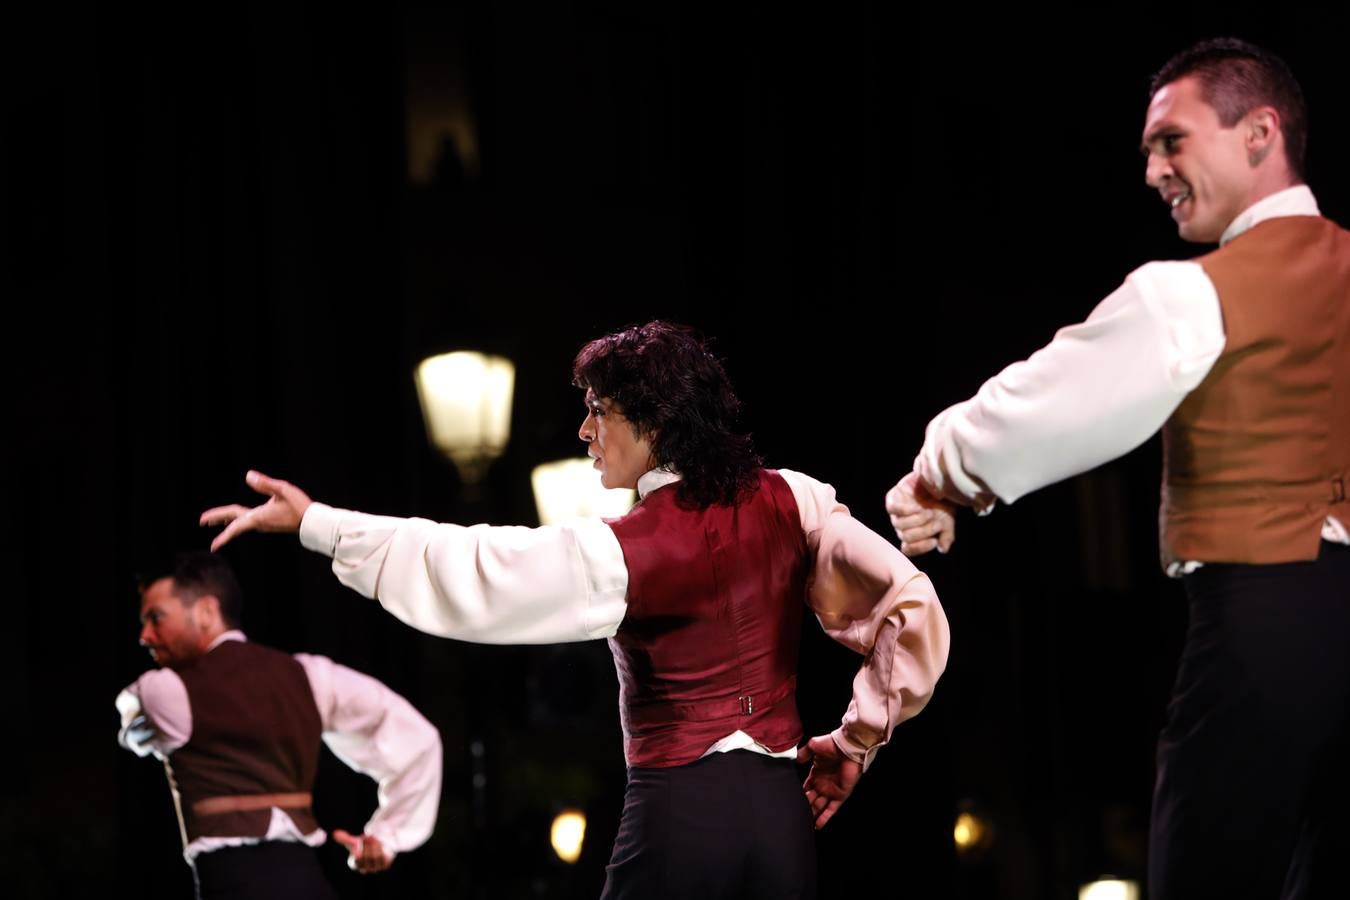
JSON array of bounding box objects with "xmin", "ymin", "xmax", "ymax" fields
[
  {"xmin": 600, "ymin": 749, "xmax": 817, "ymax": 900},
  {"xmin": 1150, "ymin": 543, "xmax": 1350, "ymax": 900},
  {"xmin": 192, "ymin": 840, "xmax": 337, "ymax": 900}
]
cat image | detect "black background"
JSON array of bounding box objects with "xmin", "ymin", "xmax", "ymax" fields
[{"xmin": 6, "ymin": 4, "xmax": 1349, "ymax": 898}]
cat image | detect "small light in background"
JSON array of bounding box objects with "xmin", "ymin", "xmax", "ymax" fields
[
  {"xmin": 953, "ymin": 810, "xmax": 989, "ymax": 854},
  {"xmin": 550, "ymin": 809, "xmax": 587, "ymax": 864},
  {"xmin": 531, "ymin": 458, "xmax": 636, "ymax": 525},
  {"xmin": 414, "ymin": 351, "xmax": 515, "ymax": 487},
  {"xmin": 1079, "ymin": 878, "xmax": 1140, "ymax": 900}
]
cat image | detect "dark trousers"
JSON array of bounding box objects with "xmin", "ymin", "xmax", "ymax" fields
[
  {"xmin": 192, "ymin": 840, "xmax": 337, "ymax": 900},
  {"xmin": 1150, "ymin": 543, "xmax": 1350, "ymax": 900},
  {"xmin": 600, "ymin": 749, "xmax": 817, "ymax": 900}
]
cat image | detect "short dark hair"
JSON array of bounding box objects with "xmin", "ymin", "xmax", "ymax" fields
[
  {"xmin": 573, "ymin": 321, "xmax": 761, "ymax": 508},
  {"xmin": 1151, "ymin": 37, "xmax": 1307, "ymax": 181},
  {"xmin": 138, "ymin": 551, "xmax": 244, "ymax": 629}
]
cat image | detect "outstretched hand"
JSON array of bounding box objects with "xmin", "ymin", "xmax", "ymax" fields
[
  {"xmin": 885, "ymin": 471, "xmax": 957, "ymax": 557},
  {"xmin": 332, "ymin": 829, "xmax": 392, "ymax": 874},
  {"xmin": 798, "ymin": 734, "xmax": 862, "ymax": 831},
  {"xmin": 199, "ymin": 470, "xmax": 313, "ymax": 551}
]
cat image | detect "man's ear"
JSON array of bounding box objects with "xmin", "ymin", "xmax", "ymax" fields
[
  {"xmin": 1245, "ymin": 105, "xmax": 1281, "ymax": 166},
  {"xmin": 195, "ymin": 594, "xmax": 224, "ymax": 630}
]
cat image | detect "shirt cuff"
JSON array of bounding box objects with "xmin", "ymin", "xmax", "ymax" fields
[
  {"xmin": 830, "ymin": 725, "xmax": 882, "ymax": 773},
  {"xmin": 299, "ymin": 502, "xmax": 341, "ymax": 557}
]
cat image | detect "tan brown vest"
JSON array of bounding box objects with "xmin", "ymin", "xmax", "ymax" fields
[
  {"xmin": 1160, "ymin": 214, "xmax": 1350, "ymax": 568},
  {"xmin": 167, "ymin": 640, "xmax": 323, "ymax": 844}
]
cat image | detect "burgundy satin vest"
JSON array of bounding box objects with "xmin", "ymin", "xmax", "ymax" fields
[
  {"xmin": 606, "ymin": 469, "xmax": 809, "ymax": 768},
  {"xmin": 170, "ymin": 640, "xmax": 323, "ymax": 842}
]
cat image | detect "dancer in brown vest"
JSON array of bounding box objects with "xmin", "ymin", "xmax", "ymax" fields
[
  {"xmin": 200, "ymin": 320, "xmax": 950, "ymax": 900},
  {"xmin": 887, "ymin": 39, "xmax": 1349, "ymax": 900},
  {"xmin": 117, "ymin": 551, "xmax": 442, "ymax": 900}
]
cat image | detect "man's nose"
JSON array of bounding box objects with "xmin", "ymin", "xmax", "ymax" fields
[{"xmin": 1145, "ymin": 152, "xmax": 1170, "ymax": 189}]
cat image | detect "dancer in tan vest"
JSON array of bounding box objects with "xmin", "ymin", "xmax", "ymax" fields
[{"xmin": 888, "ymin": 38, "xmax": 1350, "ymax": 900}]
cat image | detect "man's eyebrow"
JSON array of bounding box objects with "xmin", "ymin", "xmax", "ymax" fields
[{"xmin": 1140, "ymin": 123, "xmax": 1177, "ymax": 154}]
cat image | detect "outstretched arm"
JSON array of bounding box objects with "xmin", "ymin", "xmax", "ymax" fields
[
  {"xmin": 888, "ymin": 261, "xmax": 1226, "ymax": 553},
  {"xmin": 203, "ymin": 471, "xmax": 631, "ymax": 645}
]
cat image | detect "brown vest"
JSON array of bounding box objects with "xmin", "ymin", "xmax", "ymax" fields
[
  {"xmin": 168, "ymin": 640, "xmax": 323, "ymax": 844},
  {"xmin": 1160, "ymin": 215, "xmax": 1350, "ymax": 568},
  {"xmin": 606, "ymin": 469, "xmax": 809, "ymax": 768}
]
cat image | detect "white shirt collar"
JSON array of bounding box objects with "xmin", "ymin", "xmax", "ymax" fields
[
  {"xmin": 636, "ymin": 467, "xmax": 681, "ymax": 499},
  {"xmin": 206, "ymin": 629, "xmax": 247, "ymax": 651},
  {"xmin": 1220, "ymin": 184, "xmax": 1320, "ymax": 246}
]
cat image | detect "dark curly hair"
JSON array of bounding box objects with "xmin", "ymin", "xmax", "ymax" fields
[
  {"xmin": 573, "ymin": 321, "xmax": 761, "ymax": 508},
  {"xmin": 1151, "ymin": 37, "xmax": 1307, "ymax": 181}
]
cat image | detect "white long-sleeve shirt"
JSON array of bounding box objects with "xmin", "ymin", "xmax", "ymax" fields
[
  {"xmin": 116, "ymin": 632, "xmax": 442, "ymax": 861},
  {"xmin": 913, "ymin": 185, "xmax": 1349, "ymax": 557},
  {"xmin": 299, "ymin": 467, "xmax": 950, "ymax": 770}
]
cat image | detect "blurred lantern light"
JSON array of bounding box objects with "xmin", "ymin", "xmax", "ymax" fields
[
  {"xmin": 531, "ymin": 458, "xmax": 636, "ymax": 525},
  {"xmin": 415, "ymin": 351, "xmax": 515, "ymax": 486},
  {"xmin": 550, "ymin": 809, "xmax": 587, "ymax": 864},
  {"xmin": 1079, "ymin": 878, "xmax": 1140, "ymax": 900},
  {"xmin": 953, "ymin": 810, "xmax": 989, "ymax": 854}
]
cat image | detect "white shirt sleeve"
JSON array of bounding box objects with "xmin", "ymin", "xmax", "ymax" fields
[
  {"xmin": 916, "ymin": 260, "xmax": 1226, "ymax": 507},
  {"xmin": 298, "ymin": 503, "xmax": 630, "ymax": 644},
  {"xmin": 295, "ymin": 654, "xmax": 442, "ymax": 857},
  {"xmin": 115, "ymin": 668, "xmax": 193, "ymax": 757},
  {"xmin": 778, "ymin": 469, "xmax": 951, "ymax": 770}
]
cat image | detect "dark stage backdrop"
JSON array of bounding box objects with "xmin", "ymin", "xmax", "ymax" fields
[{"xmin": 5, "ymin": 4, "xmax": 1349, "ymax": 898}]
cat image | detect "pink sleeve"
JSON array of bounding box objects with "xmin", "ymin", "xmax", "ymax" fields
[
  {"xmin": 295, "ymin": 654, "xmax": 442, "ymax": 856},
  {"xmin": 778, "ymin": 469, "xmax": 951, "ymax": 770},
  {"xmin": 116, "ymin": 668, "xmax": 192, "ymax": 756}
]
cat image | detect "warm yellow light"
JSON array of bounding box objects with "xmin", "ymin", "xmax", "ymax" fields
[
  {"xmin": 1078, "ymin": 878, "xmax": 1140, "ymax": 900},
  {"xmin": 414, "ymin": 351, "xmax": 515, "ymax": 483},
  {"xmin": 953, "ymin": 811, "xmax": 985, "ymax": 851},
  {"xmin": 550, "ymin": 809, "xmax": 586, "ymax": 864},
  {"xmin": 531, "ymin": 458, "xmax": 637, "ymax": 525}
]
